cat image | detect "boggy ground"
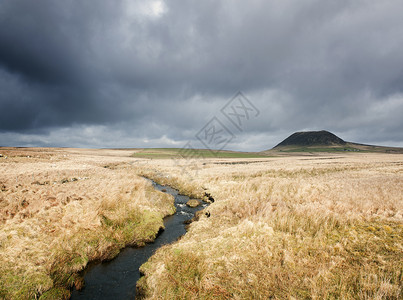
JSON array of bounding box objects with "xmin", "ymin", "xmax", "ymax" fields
[
  {"xmin": 1, "ymin": 148, "xmax": 402, "ymax": 299},
  {"xmin": 136, "ymin": 153, "xmax": 403, "ymax": 299},
  {"xmin": 0, "ymin": 148, "xmax": 175, "ymax": 299}
]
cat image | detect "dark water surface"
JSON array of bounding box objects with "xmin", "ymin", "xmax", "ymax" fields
[{"xmin": 70, "ymin": 182, "xmax": 207, "ymax": 300}]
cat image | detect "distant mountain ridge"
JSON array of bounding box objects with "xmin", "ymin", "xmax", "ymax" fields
[
  {"xmin": 274, "ymin": 130, "xmax": 346, "ymax": 148},
  {"xmin": 269, "ymin": 130, "xmax": 403, "ymax": 154}
]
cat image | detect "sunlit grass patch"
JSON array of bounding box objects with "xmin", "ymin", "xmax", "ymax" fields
[
  {"xmin": 0, "ymin": 149, "xmax": 176, "ymax": 299},
  {"xmin": 135, "ymin": 153, "xmax": 403, "ymax": 299},
  {"xmin": 139, "ymin": 216, "xmax": 402, "ymax": 299}
]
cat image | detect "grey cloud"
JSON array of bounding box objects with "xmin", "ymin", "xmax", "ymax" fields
[{"xmin": 0, "ymin": 0, "xmax": 402, "ymax": 149}]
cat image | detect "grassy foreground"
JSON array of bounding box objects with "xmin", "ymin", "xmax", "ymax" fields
[
  {"xmin": 1, "ymin": 148, "xmax": 402, "ymax": 299},
  {"xmin": 0, "ymin": 148, "xmax": 175, "ymax": 299},
  {"xmin": 136, "ymin": 154, "xmax": 403, "ymax": 299}
]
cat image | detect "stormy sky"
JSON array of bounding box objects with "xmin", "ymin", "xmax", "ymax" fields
[{"xmin": 1, "ymin": 0, "xmax": 403, "ymax": 150}]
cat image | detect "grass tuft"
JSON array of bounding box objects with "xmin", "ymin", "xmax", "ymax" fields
[{"xmin": 0, "ymin": 149, "xmax": 175, "ymax": 298}]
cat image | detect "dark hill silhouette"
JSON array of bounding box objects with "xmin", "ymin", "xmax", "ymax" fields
[
  {"xmin": 274, "ymin": 130, "xmax": 346, "ymax": 148},
  {"xmin": 265, "ymin": 130, "xmax": 403, "ymax": 154}
]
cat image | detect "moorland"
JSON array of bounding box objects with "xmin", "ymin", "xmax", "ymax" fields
[{"xmin": 0, "ymin": 145, "xmax": 402, "ymax": 299}]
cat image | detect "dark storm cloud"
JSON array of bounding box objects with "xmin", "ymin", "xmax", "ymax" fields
[{"xmin": 0, "ymin": 0, "xmax": 403, "ymax": 148}]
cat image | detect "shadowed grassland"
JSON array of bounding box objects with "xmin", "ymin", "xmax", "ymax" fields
[
  {"xmin": 275, "ymin": 146, "xmax": 363, "ymax": 153},
  {"xmin": 136, "ymin": 154, "xmax": 403, "ymax": 299},
  {"xmin": 0, "ymin": 148, "xmax": 175, "ymax": 299},
  {"xmin": 132, "ymin": 148, "xmax": 269, "ymax": 159},
  {"xmin": 267, "ymin": 143, "xmax": 403, "ymax": 154}
]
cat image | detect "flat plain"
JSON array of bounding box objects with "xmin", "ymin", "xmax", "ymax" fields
[{"xmin": 0, "ymin": 148, "xmax": 402, "ymax": 299}]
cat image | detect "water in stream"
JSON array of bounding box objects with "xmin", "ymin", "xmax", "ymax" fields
[{"xmin": 70, "ymin": 182, "xmax": 208, "ymax": 300}]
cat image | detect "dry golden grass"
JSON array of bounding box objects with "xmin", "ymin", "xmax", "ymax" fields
[
  {"xmin": 1, "ymin": 148, "xmax": 402, "ymax": 299},
  {"xmin": 0, "ymin": 148, "xmax": 175, "ymax": 299},
  {"xmin": 136, "ymin": 153, "xmax": 403, "ymax": 299}
]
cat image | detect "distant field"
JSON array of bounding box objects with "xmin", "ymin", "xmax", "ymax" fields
[
  {"xmin": 131, "ymin": 148, "xmax": 268, "ymax": 159},
  {"xmin": 274, "ymin": 146, "xmax": 361, "ymax": 153},
  {"xmin": 266, "ymin": 143, "xmax": 403, "ymax": 154}
]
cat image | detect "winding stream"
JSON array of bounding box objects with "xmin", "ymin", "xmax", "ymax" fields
[{"xmin": 70, "ymin": 181, "xmax": 208, "ymax": 299}]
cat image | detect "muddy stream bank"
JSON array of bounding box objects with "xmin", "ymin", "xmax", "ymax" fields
[{"xmin": 70, "ymin": 180, "xmax": 209, "ymax": 299}]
